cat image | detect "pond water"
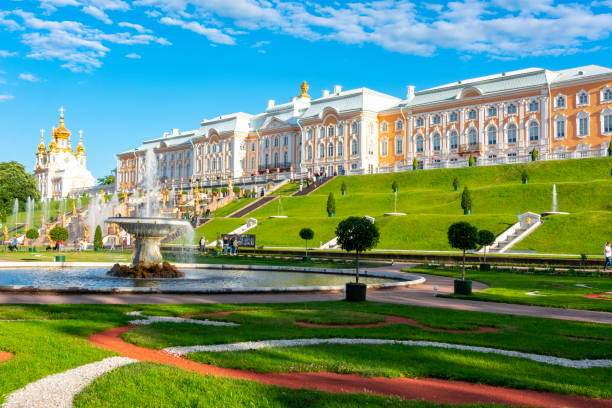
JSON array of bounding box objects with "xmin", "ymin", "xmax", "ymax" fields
[{"xmin": 0, "ymin": 267, "xmax": 394, "ymax": 291}]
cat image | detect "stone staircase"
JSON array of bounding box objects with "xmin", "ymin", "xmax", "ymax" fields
[
  {"xmin": 482, "ymin": 212, "xmax": 542, "ymax": 254},
  {"xmin": 228, "ymin": 196, "xmax": 277, "ymax": 218},
  {"xmin": 292, "ymin": 176, "xmax": 335, "ymax": 196}
]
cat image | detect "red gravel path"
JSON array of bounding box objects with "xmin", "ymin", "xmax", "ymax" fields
[
  {"xmin": 584, "ymin": 293, "xmax": 612, "ymax": 301},
  {"xmin": 89, "ymin": 325, "xmax": 612, "ymax": 408},
  {"xmin": 0, "ymin": 351, "xmax": 13, "ymax": 362}
]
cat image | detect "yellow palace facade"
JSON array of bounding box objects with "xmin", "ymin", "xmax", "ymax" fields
[{"xmin": 116, "ymin": 65, "xmax": 612, "ymax": 191}]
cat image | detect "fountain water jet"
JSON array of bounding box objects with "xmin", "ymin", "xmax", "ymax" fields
[{"xmin": 541, "ymin": 184, "xmax": 569, "ymax": 216}]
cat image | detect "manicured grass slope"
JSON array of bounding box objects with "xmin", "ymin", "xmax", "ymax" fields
[{"xmin": 194, "ymin": 158, "xmax": 611, "ymax": 253}]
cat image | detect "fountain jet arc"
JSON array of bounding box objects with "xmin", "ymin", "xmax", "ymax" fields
[{"xmin": 105, "ymin": 217, "xmax": 192, "ymax": 278}]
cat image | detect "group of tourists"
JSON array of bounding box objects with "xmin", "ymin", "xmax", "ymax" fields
[
  {"xmin": 604, "ymin": 242, "xmax": 612, "ymax": 270},
  {"xmin": 223, "ymin": 236, "xmax": 240, "ymax": 255}
]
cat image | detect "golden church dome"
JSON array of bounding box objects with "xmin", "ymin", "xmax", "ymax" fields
[{"xmin": 52, "ymin": 108, "xmax": 71, "ymax": 140}]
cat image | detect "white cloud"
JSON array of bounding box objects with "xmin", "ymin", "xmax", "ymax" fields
[
  {"xmin": 0, "ymin": 50, "xmax": 17, "ymax": 57},
  {"xmin": 118, "ymin": 21, "xmax": 151, "ymax": 33},
  {"xmin": 125, "ymin": 52, "xmax": 141, "ymax": 58},
  {"xmin": 19, "ymin": 73, "xmax": 42, "ymax": 81},
  {"xmin": 159, "ymin": 16, "xmax": 235, "ymax": 45},
  {"xmin": 82, "ymin": 5, "xmax": 113, "ymax": 24},
  {"xmin": 252, "ymin": 40, "xmax": 270, "ymax": 48},
  {"xmin": 0, "ymin": 94, "xmax": 15, "ymax": 102}
]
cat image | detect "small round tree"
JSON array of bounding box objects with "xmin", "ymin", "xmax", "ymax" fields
[
  {"xmin": 391, "ymin": 180, "xmax": 398, "ymax": 193},
  {"xmin": 412, "ymin": 158, "xmax": 418, "ymax": 170},
  {"xmin": 25, "ymin": 228, "xmax": 39, "ymax": 248},
  {"xmin": 341, "ymin": 181, "xmax": 347, "ymax": 195},
  {"xmin": 477, "ymin": 229, "xmax": 495, "ymax": 266},
  {"xmin": 94, "ymin": 225, "xmax": 103, "ymax": 250},
  {"xmin": 299, "ymin": 227, "xmax": 314, "ymax": 257},
  {"xmin": 326, "ymin": 193, "xmax": 336, "ymax": 217},
  {"xmin": 232, "ymin": 186, "xmax": 241, "ymax": 196},
  {"xmin": 335, "ymin": 216, "xmax": 380, "ymax": 283},
  {"xmin": 468, "ymin": 155, "xmax": 475, "ymax": 167},
  {"xmin": 447, "ymin": 221, "xmax": 478, "ymax": 281},
  {"xmin": 461, "ymin": 186, "xmax": 472, "ymax": 214},
  {"xmin": 452, "ymin": 177, "xmax": 459, "ymax": 191},
  {"xmin": 49, "ymin": 225, "xmax": 69, "ymax": 243},
  {"xmin": 521, "ymin": 169, "xmax": 529, "ymax": 184},
  {"xmin": 531, "ymin": 148, "xmax": 539, "ymax": 161}
]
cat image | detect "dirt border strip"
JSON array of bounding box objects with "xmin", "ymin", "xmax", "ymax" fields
[
  {"xmin": 584, "ymin": 293, "xmax": 612, "ymax": 301},
  {"xmin": 0, "ymin": 351, "xmax": 13, "ymax": 362},
  {"xmin": 88, "ymin": 325, "xmax": 612, "ymax": 408}
]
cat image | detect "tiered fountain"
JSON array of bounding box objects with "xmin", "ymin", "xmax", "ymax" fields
[{"xmin": 106, "ymin": 148, "xmax": 193, "ymax": 278}]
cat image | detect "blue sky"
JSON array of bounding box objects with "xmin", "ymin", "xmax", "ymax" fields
[{"xmin": 1, "ymin": 0, "xmax": 611, "ymax": 177}]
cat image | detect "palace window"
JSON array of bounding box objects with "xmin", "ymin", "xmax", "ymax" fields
[
  {"xmin": 577, "ymin": 90, "xmax": 589, "ymax": 106},
  {"xmin": 283, "ymin": 151, "xmax": 288, "ymax": 167},
  {"xmin": 264, "ymin": 139, "xmax": 269, "ymax": 149},
  {"xmin": 577, "ymin": 112, "xmax": 589, "ymax": 137},
  {"xmin": 381, "ymin": 139, "xmax": 388, "ymax": 156},
  {"xmin": 319, "ymin": 128, "xmax": 325, "ymax": 138},
  {"xmin": 250, "ymin": 158, "xmax": 255, "ymax": 169},
  {"xmin": 468, "ymin": 128, "xmax": 478, "ymax": 145},
  {"xmin": 602, "ymin": 87, "xmax": 612, "ymax": 102},
  {"xmin": 529, "ymin": 100, "xmax": 539, "ymax": 112},
  {"xmin": 487, "ymin": 126, "xmax": 497, "ymax": 145},
  {"xmin": 395, "ymin": 137, "xmax": 403, "ymax": 154},
  {"xmin": 251, "ymin": 143, "xmax": 255, "ymax": 152},
  {"xmin": 381, "ymin": 122, "xmax": 388, "ymax": 132},
  {"xmin": 395, "ymin": 120, "xmax": 403, "ymax": 130},
  {"xmin": 555, "ymin": 95, "xmax": 566, "ymax": 109},
  {"xmin": 307, "ymin": 129, "xmax": 313, "ymax": 140},
  {"xmin": 449, "ymin": 112, "xmax": 458, "ymax": 122},
  {"xmin": 351, "ymin": 122, "xmax": 358, "ymax": 134},
  {"xmin": 283, "ymin": 136, "xmax": 288, "ymax": 146},
  {"xmin": 488, "ymin": 106, "xmax": 497, "ymax": 117},
  {"xmin": 264, "ymin": 154, "xmax": 269, "ymax": 168},
  {"xmin": 603, "ymin": 110, "xmax": 612, "ymax": 133},
  {"xmin": 328, "ymin": 142, "xmax": 334, "ymax": 157},
  {"xmin": 368, "ymin": 139, "xmax": 374, "ymax": 155},
  {"xmin": 432, "ymin": 114, "xmax": 441, "ymax": 125},
  {"xmin": 433, "ymin": 133, "xmax": 441, "ymax": 151},
  {"xmin": 416, "ymin": 117, "xmax": 424, "ymax": 127},
  {"xmin": 507, "ymin": 104, "xmax": 517, "ymax": 115},
  {"xmin": 468, "ymin": 109, "xmax": 477, "ymax": 120},
  {"xmin": 416, "ymin": 135, "xmax": 424, "ymax": 153},
  {"xmin": 319, "ymin": 143, "xmax": 325, "ymax": 158},
  {"xmin": 507, "ymin": 123, "xmax": 517, "ymax": 143},
  {"xmin": 338, "ymin": 124, "xmax": 344, "ymax": 136},
  {"xmin": 338, "ymin": 141, "xmax": 343, "ymax": 156},
  {"xmin": 273, "ymin": 152, "xmax": 278, "ymax": 167},
  {"xmin": 529, "ymin": 121, "xmax": 539, "ymax": 141},
  {"xmin": 367, "ymin": 123, "xmax": 374, "ymax": 135},
  {"xmin": 328, "ymin": 125, "xmax": 334, "ymax": 138},
  {"xmin": 307, "ymin": 145, "xmax": 313, "ymax": 160},
  {"xmin": 351, "ymin": 139, "xmax": 358, "ymax": 155},
  {"xmin": 450, "ymin": 130, "xmax": 458, "ymax": 149},
  {"xmin": 556, "ymin": 117, "xmax": 566, "ymax": 139}
]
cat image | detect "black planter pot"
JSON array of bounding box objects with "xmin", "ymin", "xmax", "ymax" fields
[
  {"xmin": 454, "ymin": 279, "xmax": 472, "ymax": 295},
  {"xmin": 55, "ymin": 255, "xmax": 66, "ymax": 262},
  {"xmin": 480, "ymin": 263, "xmax": 491, "ymax": 271},
  {"xmin": 303, "ymin": 256, "xmax": 311, "ymax": 262},
  {"xmin": 463, "ymin": 209, "xmax": 472, "ymax": 215},
  {"xmin": 28, "ymin": 247, "xmax": 36, "ymax": 253},
  {"xmin": 346, "ymin": 282, "xmax": 367, "ymax": 301}
]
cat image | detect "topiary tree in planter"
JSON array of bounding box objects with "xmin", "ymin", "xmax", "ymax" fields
[
  {"xmin": 477, "ymin": 229, "xmax": 495, "ymax": 270},
  {"xmin": 299, "ymin": 227, "xmax": 314, "ymax": 260},
  {"xmin": 391, "ymin": 180, "xmax": 398, "ymax": 193},
  {"xmin": 412, "ymin": 158, "xmax": 418, "ymax": 170},
  {"xmin": 452, "ymin": 177, "xmax": 460, "ymax": 191},
  {"xmin": 608, "ymin": 141, "xmax": 612, "ymax": 157},
  {"xmin": 521, "ymin": 169, "xmax": 529, "ymax": 184},
  {"xmin": 447, "ymin": 221, "xmax": 478, "ymax": 294},
  {"xmin": 49, "ymin": 225, "xmax": 69, "ymax": 244},
  {"xmin": 335, "ymin": 216, "xmax": 380, "ymax": 301},
  {"xmin": 341, "ymin": 181, "xmax": 347, "ymax": 196},
  {"xmin": 461, "ymin": 186, "xmax": 472, "ymax": 214},
  {"xmin": 326, "ymin": 193, "xmax": 336, "ymax": 217},
  {"xmin": 531, "ymin": 148, "xmax": 539, "ymax": 161},
  {"xmin": 468, "ymin": 155, "xmax": 475, "ymax": 167},
  {"xmin": 94, "ymin": 225, "xmax": 103, "ymax": 250},
  {"xmin": 233, "ymin": 186, "xmax": 241, "ymax": 196},
  {"xmin": 25, "ymin": 228, "xmax": 39, "ymax": 250}
]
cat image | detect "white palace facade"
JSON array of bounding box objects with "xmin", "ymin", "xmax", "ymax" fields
[{"xmin": 116, "ymin": 65, "xmax": 612, "ymax": 191}]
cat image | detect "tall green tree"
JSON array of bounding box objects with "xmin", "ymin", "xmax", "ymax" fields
[
  {"xmin": 0, "ymin": 161, "xmax": 40, "ymax": 216},
  {"xmin": 326, "ymin": 193, "xmax": 336, "ymax": 216},
  {"xmin": 461, "ymin": 186, "xmax": 472, "ymax": 214},
  {"xmin": 335, "ymin": 216, "xmax": 380, "ymax": 283},
  {"xmin": 97, "ymin": 174, "xmax": 115, "ymax": 185},
  {"xmin": 299, "ymin": 227, "xmax": 314, "ymax": 257},
  {"xmin": 94, "ymin": 225, "xmax": 103, "ymax": 250}
]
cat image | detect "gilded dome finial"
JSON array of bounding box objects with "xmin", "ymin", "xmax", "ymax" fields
[
  {"xmin": 53, "ymin": 106, "xmax": 71, "ymax": 140},
  {"xmin": 37, "ymin": 128, "xmax": 46, "ymax": 154},
  {"xmin": 76, "ymin": 129, "xmax": 85, "ymax": 154},
  {"xmin": 299, "ymin": 81, "xmax": 310, "ymax": 98}
]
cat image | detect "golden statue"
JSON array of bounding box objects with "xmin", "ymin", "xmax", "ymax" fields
[
  {"xmin": 72, "ymin": 200, "xmax": 77, "ymax": 216},
  {"xmin": 299, "ymin": 81, "xmax": 310, "ymax": 98},
  {"xmin": 161, "ymin": 189, "xmax": 170, "ymax": 207},
  {"xmin": 83, "ymin": 225, "xmax": 90, "ymax": 242},
  {"xmin": 3, "ymin": 225, "xmax": 8, "ymax": 243},
  {"xmin": 123, "ymin": 191, "xmax": 128, "ymax": 203}
]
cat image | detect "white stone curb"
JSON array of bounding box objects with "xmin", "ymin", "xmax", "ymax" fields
[
  {"xmin": 2, "ymin": 357, "xmax": 137, "ymax": 408},
  {"xmin": 163, "ymin": 338, "xmax": 612, "ymax": 369},
  {"xmin": 126, "ymin": 311, "xmax": 238, "ymax": 327}
]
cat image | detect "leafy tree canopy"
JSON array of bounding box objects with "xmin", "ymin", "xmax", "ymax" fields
[
  {"xmin": 97, "ymin": 174, "xmax": 115, "ymax": 186},
  {"xmin": 335, "ymin": 216, "xmax": 380, "ymax": 254},
  {"xmin": 447, "ymin": 222, "xmax": 478, "ymax": 251},
  {"xmin": 49, "ymin": 225, "xmax": 69, "ymax": 242},
  {"xmin": 299, "ymin": 227, "xmax": 314, "ymax": 241},
  {"xmin": 0, "ymin": 161, "xmax": 40, "ymax": 215}
]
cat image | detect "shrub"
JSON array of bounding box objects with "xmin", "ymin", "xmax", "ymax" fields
[
  {"xmin": 452, "ymin": 177, "xmax": 459, "ymax": 190},
  {"xmin": 94, "ymin": 225, "xmax": 104, "ymax": 249},
  {"xmin": 460, "ymin": 186, "xmax": 472, "ymax": 213},
  {"xmin": 391, "ymin": 180, "xmax": 398, "ymax": 192},
  {"xmin": 412, "ymin": 158, "xmax": 418, "ymax": 170},
  {"xmin": 25, "ymin": 228, "xmax": 39, "ymax": 244},
  {"xmin": 299, "ymin": 227, "xmax": 314, "ymax": 256},
  {"xmin": 340, "ymin": 181, "xmax": 347, "ymax": 195},
  {"xmin": 531, "ymin": 148, "xmax": 539, "ymax": 161},
  {"xmin": 220, "ymin": 187, "xmax": 228, "ymax": 194},
  {"xmin": 521, "ymin": 169, "xmax": 529, "ymax": 184},
  {"xmin": 468, "ymin": 155, "xmax": 475, "ymax": 167},
  {"xmin": 49, "ymin": 225, "xmax": 69, "ymax": 243},
  {"xmin": 448, "ymin": 221, "xmax": 479, "ymax": 280},
  {"xmin": 336, "ymin": 216, "xmax": 380, "ymax": 283},
  {"xmin": 326, "ymin": 193, "xmax": 336, "ymax": 216},
  {"xmin": 232, "ymin": 186, "xmax": 241, "ymax": 195}
]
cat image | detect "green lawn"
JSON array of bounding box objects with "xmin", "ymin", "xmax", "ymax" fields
[
  {"xmin": 0, "ymin": 249, "xmax": 132, "ymax": 262},
  {"xmin": 121, "ymin": 302, "xmax": 612, "ymax": 399},
  {"xmin": 75, "ymin": 362, "xmax": 503, "ymax": 408},
  {"xmin": 210, "ymin": 197, "xmax": 257, "ymax": 217},
  {"xmin": 410, "ymin": 266, "xmax": 612, "ymax": 311}
]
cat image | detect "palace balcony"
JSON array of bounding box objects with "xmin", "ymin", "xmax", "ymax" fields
[{"xmin": 459, "ymin": 143, "xmax": 482, "ymax": 154}]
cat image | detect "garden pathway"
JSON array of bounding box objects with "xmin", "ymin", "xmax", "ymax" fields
[{"xmin": 1, "ymin": 263, "xmax": 610, "ymax": 324}]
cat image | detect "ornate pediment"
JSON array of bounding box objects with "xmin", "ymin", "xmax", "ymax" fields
[{"xmin": 262, "ymin": 117, "xmax": 286, "ymax": 130}]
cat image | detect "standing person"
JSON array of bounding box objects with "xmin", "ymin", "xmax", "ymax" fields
[
  {"xmin": 604, "ymin": 242, "xmax": 612, "ymax": 270},
  {"xmin": 231, "ymin": 236, "xmax": 238, "ymax": 256},
  {"xmin": 199, "ymin": 236, "xmax": 206, "ymax": 253},
  {"xmin": 222, "ymin": 236, "xmax": 229, "ymax": 255}
]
